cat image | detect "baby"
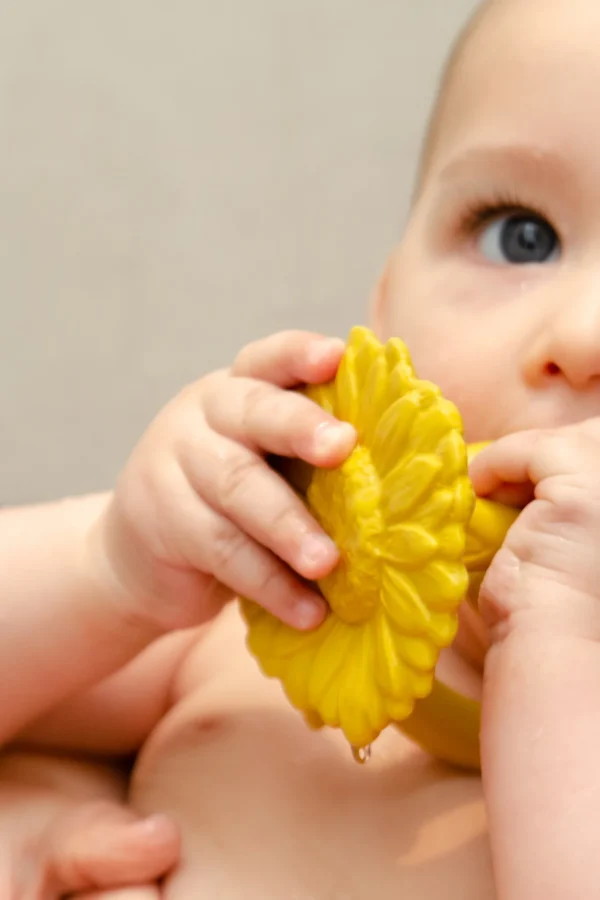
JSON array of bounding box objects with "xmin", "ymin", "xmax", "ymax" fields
[{"xmin": 5, "ymin": 0, "xmax": 600, "ymax": 896}]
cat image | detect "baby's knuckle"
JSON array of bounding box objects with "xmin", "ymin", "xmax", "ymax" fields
[
  {"xmin": 541, "ymin": 477, "xmax": 596, "ymax": 527},
  {"xmin": 268, "ymin": 502, "xmax": 304, "ymax": 540},
  {"xmin": 197, "ymin": 368, "xmax": 229, "ymax": 403},
  {"xmin": 232, "ymin": 333, "xmax": 285, "ymax": 371},
  {"xmin": 217, "ymin": 453, "xmax": 261, "ymax": 510},
  {"xmin": 251, "ymin": 564, "xmax": 288, "ymax": 604},
  {"xmin": 208, "ymin": 518, "xmax": 246, "ymax": 572},
  {"xmin": 242, "ymin": 381, "xmax": 272, "ymax": 419}
]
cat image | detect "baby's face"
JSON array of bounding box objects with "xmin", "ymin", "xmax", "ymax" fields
[{"xmin": 375, "ymin": 0, "xmax": 600, "ymax": 443}]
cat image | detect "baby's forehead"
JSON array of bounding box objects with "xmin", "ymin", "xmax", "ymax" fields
[
  {"xmin": 415, "ymin": 1, "xmax": 497, "ymax": 193},
  {"xmin": 417, "ymin": 0, "xmax": 600, "ymax": 192}
]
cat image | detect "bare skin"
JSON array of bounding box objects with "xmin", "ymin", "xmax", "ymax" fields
[
  {"xmin": 0, "ymin": 751, "xmax": 179, "ymax": 899},
  {"xmin": 9, "ymin": 1, "xmax": 600, "ymax": 897},
  {"xmin": 131, "ymin": 605, "xmax": 492, "ymax": 900}
]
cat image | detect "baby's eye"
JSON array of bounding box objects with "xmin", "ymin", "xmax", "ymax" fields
[{"xmin": 477, "ymin": 212, "xmax": 560, "ymax": 265}]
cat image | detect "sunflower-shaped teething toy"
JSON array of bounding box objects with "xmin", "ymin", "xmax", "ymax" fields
[{"xmin": 241, "ymin": 327, "xmax": 518, "ymax": 769}]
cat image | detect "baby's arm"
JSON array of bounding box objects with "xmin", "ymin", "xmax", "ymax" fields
[
  {"xmin": 0, "ymin": 495, "xmax": 165, "ymax": 746},
  {"xmin": 1, "ymin": 332, "xmax": 351, "ymax": 754},
  {"xmin": 471, "ymin": 427, "xmax": 600, "ymax": 899},
  {"xmin": 13, "ymin": 628, "xmax": 203, "ymax": 757}
]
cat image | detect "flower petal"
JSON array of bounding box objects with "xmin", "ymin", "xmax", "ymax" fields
[
  {"xmin": 386, "ymin": 697, "xmax": 415, "ymax": 722},
  {"xmin": 382, "ymin": 455, "xmax": 444, "ymax": 520},
  {"xmin": 283, "ymin": 647, "xmax": 320, "ymax": 710},
  {"xmin": 410, "ymin": 560, "xmax": 469, "ymax": 612},
  {"xmin": 308, "ymin": 620, "xmax": 355, "ymax": 709},
  {"xmin": 406, "ymin": 402, "xmax": 463, "ymax": 455},
  {"xmin": 370, "ymin": 391, "xmax": 421, "ymax": 475},
  {"xmin": 436, "ymin": 524, "xmax": 466, "ymax": 560},
  {"xmin": 338, "ymin": 631, "xmax": 375, "ymax": 747},
  {"xmin": 381, "ymin": 566, "xmax": 432, "ymax": 634},
  {"xmin": 397, "ymin": 636, "xmax": 439, "ymax": 671},
  {"xmin": 361, "ymin": 354, "xmax": 391, "ymax": 445},
  {"xmin": 407, "ymin": 671, "xmax": 435, "ymax": 699},
  {"xmin": 427, "ymin": 612, "xmax": 459, "ymax": 647},
  {"xmin": 304, "ymin": 382, "xmax": 336, "ymax": 416},
  {"xmin": 382, "ymin": 523, "xmax": 439, "ymax": 568},
  {"xmin": 374, "ymin": 612, "xmax": 409, "ymax": 698},
  {"xmin": 436, "ymin": 430, "xmax": 470, "ymax": 484},
  {"xmin": 411, "ymin": 489, "xmax": 455, "ymax": 530},
  {"xmin": 335, "ymin": 347, "xmax": 359, "ymax": 425}
]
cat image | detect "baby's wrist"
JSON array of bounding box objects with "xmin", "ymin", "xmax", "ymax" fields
[{"xmin": 83, "ymin": 495, "xmax": 166, "ymax": 645}]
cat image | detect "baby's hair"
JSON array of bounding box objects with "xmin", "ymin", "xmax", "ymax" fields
[{"xmin": 413, "ymin": 0, "xmax": 495, "ymax": 200}]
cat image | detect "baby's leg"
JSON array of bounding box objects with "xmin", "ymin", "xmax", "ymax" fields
[{"xmin": 0, "ymin": 750, "xmax": 179, "ymax": 898}]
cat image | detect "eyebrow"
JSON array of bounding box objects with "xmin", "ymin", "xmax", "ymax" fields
[{"xmin": 435, "ymin": 143, "xmax": 573, "ymax": 188}]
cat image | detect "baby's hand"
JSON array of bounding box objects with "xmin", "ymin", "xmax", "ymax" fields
[
  {"xmin": 470, "ymin": 418, "xmax": 600, "ymax": 642},
  {"xmin": 0, "ymin": 752, "xmax": 179, "ymax": 899},
  {"xmin": 39, "ymin": 802, "xmax": 178, "ymax": 898},
  {"xmin": 469, "ymin": 419, "xmax": 600, "ymax": 899},
  {"xmin": 98, "ymin": 331, "xmax": 356, "ymax": 636}
]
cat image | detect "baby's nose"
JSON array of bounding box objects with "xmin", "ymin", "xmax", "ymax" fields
[{"xmin": 525, "ymin": 280, "xmax": 600, "ymax": 390}]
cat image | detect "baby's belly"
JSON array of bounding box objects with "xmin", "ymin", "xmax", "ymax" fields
[{"xmin": 131, "ymin": 607, "xmax": 495, "ymax": 900}]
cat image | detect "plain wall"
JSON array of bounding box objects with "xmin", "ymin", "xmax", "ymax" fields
[{"xmin": 0, "ymin": 0, "xmax": 479, "ymax": 503}]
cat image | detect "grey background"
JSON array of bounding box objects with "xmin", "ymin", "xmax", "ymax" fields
[{"xmin": 1, "ymin": 1, "xmax": 478, "ymax": 503}]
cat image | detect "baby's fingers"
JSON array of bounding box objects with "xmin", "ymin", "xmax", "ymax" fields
[
  {"xmin": 231, "ymin": 330, "xmax": 345, "ymax": 387},
  {"xmin": 49, "ymin": 802, "xmax": 179, "ymax": 897},
  {"xmin": 73, "ymin": 889, "xmax": 160, "ymax": 900},
  {"xmin": 203, "ymin": 376, "xmax": 356, "ymax": 467},
  {"xmin": 161, "ymin": 472, "xmax": 328, "ymax": 629},
  {"xmin": 469, "ymin": 430, "xmax": 552, "ymax": 503},
  {"xmin": 181, "ymin": 430, "xmax": 339, "ymax": 580}
]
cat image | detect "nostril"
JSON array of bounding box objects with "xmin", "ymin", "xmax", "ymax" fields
[{"xmin": 545, "ymin": 362, "xmax": 561, "ymax": 376}]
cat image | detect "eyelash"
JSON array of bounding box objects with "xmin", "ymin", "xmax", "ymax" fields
[{"xmin": 457, "ymin": 191, "xmax": 556, "ymax": 236}]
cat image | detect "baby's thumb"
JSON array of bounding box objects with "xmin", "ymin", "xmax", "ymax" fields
[{"xmin": 47, "ymin": 800, "xmax": 179, "ymax": 895}]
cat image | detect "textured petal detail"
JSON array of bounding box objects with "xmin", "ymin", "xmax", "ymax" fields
[
  {"xmin": 338, "ymin": 630, "xmax": 376, "ymax": 747},
  {"xmin": 381, "ymin": 566, "xmax": 432, "ymax": 634},
  {"xmin": 436, "ymin": 524, "xmax": 466, "ymax": 560},
  {"xmin": 436, "ymin": 430, "xmax": 470, "ymax": 484},
  {"xmin": 308, "ymin": 620, "xmax": 354, "ymax": 708},
  {"xmin": 374, "ymin": 612, "xmax": 409, "ymax": 696},
  {"xmin": 427, "ymin": 612, "xmax": 459, "ymax": 647},
  {"xmin": 386, "ymin": 697, "xmax": 415, "ymax": 722},
  {"xmin": 397, "ymin": 636, "xmax": 439, "ymax": 671},
  {"xmin": 370, "ymin": 391, "xmax": 422, "ymax": 475},
  {"xmin": 382, "ymin": 523, "xmax": 439, "ymax": 568},
  {"xmin": 405, "ymin": 400, "xmax": 461, "ymax": 456},
  {"xmin": 410, "ymin": 560, "xmax": 469, "ymax": 611},
  {"xmin": 382, "ymin": 455, "xmax": 444, "ymax": 520},
  {"xmin": 304, "ymin": 382, "xmax": 336, "ymax": 416},
  {"xmin": 335, "ymin": 347, "xmax": 359, "ymax": 425},
  {"xmin": 361, "ymin": 354, "xmax": 391, "ymax": 445}
]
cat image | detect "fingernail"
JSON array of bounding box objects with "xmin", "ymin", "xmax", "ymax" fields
[
  {"xmin": 307, "ymin": 338, "xmax": 345, "ymax": 366},
  {"xmin": 135, "ymin": 814, "xmax": 177, "ymax": 840},
  {"xmin": 295, "ymin": 595, "xmax": 327, "ymax": 630},
  {"xmin": 300, "ymin": 532, "xmax": 338, "ymax": 572},
  {"xmin": 314, "ymin": 421, "xmax": 357, "ymax": 459}
]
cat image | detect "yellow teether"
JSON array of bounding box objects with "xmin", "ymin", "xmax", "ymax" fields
[{"xmin": 241, "ymin": 327, "xmax": 518, "ymax": 769}]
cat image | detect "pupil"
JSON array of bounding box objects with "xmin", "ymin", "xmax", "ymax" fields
[{"xmin": 502, "ymin": 215, "xmax": 556, "ymax": 263}]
